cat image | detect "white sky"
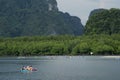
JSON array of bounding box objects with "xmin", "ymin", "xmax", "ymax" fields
[{"xmin": 56, "ymin": 0, "xmax": 120, "ymax": 25}]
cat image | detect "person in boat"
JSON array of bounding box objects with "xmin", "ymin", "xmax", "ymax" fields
[
  {"xmin": 21, "ymin": 66, "xmax": 26, "ymax": 70},
  {"xmin": 26, "ymin": 66, "xmax": 30, "ymax": 70},
  {"xmin": 26, "ymin": 66, "xmax": 33, "ymax": 71},
  {"xmin": 29, "ymin": 65, "xmax": 33, "ymax": 71}
]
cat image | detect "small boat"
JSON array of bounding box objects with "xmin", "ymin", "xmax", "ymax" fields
[
  {"xmin": 32, "ymin": 68, "xmax": 37, "ymax": 71},
  {"xmin": 20, "ymin": 68, "xmax": 37, "ymax": 72},
  {"xmin": 21, "ymin": 69, "xmax": 30, "ymax": 72}
]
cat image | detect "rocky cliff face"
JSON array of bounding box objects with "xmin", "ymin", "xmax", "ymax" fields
[{"xmin": 0, "ymin": 0, "xmax": 84, "ymax": 37}]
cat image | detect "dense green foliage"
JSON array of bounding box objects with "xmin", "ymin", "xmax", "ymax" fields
[
  {"xmin": 85, "ymin": 8, "xmax": 120, "ymax": 35},
  {"xmin": 0, "ymin": 0, "xmax": 83, "ymax": 37},
  {"xmin": 0, "ymin": 1, "xmax": 120, "ymax": 56},
  {"xmin": 0, "ymin": 34, "xmax": 119, "ymax": 56}
]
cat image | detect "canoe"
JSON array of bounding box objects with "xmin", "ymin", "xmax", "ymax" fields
[
  {"xmin": 21, "ymin": 69, "xmax": 30, "ymax": 72},
  {"xmin": 21, "ymin": 68, "xmax": 37, "ymax": 72},
  {"xmin": 32, "ymin": 68, "xmax": 37, "ymax": 71}
]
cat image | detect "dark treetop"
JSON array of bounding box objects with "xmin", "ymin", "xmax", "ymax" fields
[{"xmin": 85, "ymin": 8, "xmax": 120, "ymax": 35}]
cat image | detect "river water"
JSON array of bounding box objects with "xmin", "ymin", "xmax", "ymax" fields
[{"xmin": 0, "ymin": 56, "xmax": 120, "ymax": 80}]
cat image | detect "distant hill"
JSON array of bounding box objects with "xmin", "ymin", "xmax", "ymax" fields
[
  {"xmin": 89, "ymin": 8, "xmax": 106, "ymax": 18},
  {"xmin": 0, "ymin": 0, "xmax": 84, "ymax": 37},
  {"xmin": 85, "ymin": 8, "xmax": 120, "ymax": 35}
]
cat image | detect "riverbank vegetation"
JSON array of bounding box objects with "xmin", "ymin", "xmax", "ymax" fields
[{"xmin": 0, "ymin": 34, "xmax": 119, "ymax": 56}]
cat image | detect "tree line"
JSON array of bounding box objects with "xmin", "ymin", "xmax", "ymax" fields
[{"xmin": 0, "ymin": 34, "xmax": 119, "ymax": 56}]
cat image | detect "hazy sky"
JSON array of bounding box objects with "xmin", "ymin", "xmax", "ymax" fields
[{"xmin": 56, "ymin": 0, "xmax": 120, "ymax": 24}]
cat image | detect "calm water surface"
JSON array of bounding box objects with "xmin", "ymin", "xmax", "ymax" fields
[{"xmin": 0, "ymin": 56, "xmax": 120, "ymax": 80}]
